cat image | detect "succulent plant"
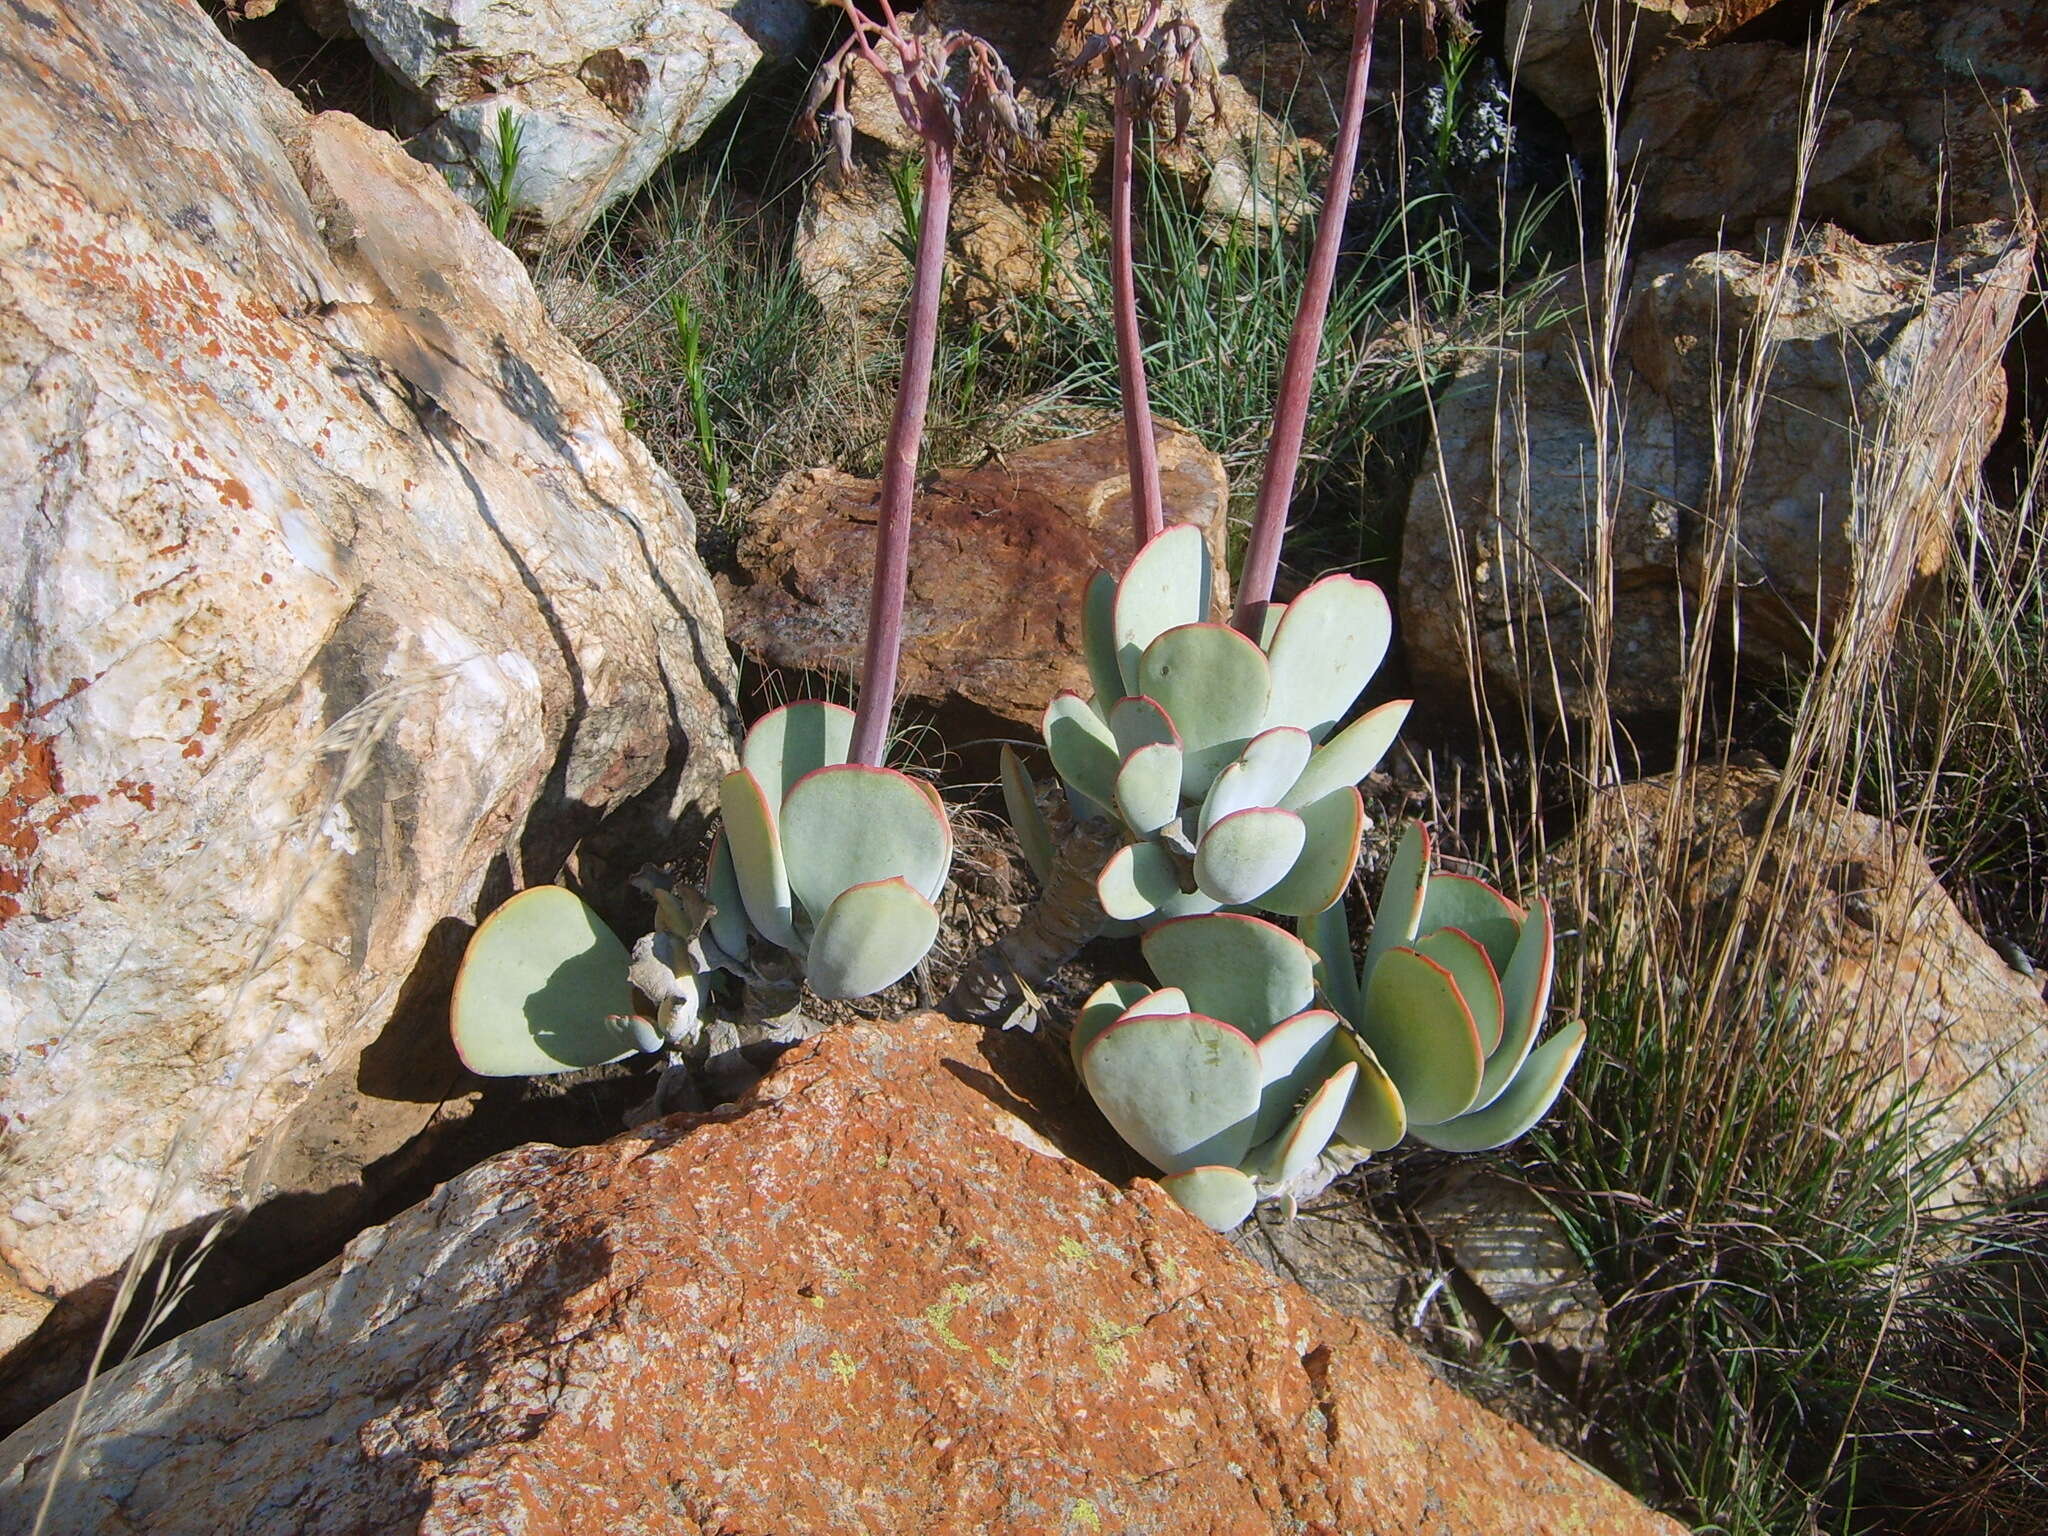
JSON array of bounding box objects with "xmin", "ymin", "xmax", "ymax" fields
[
  {"xmin": 714, "ymin": 699, "xmax": 953, "ymax": 1000},
  {"xmin": 449, "ymin": 884, "xmax": 658, "ymax": 1076},
  {"xmin": 1010, "ymin": 521, "xmax": 1410, "ymax": 928},
  {"xmin": 1304, "ymin": 819, "xmax": 1584, "ymax": 1154},
  {"xmin": 1072, "ymin": 912, "xmax": 1403, "ymax": 1231}
]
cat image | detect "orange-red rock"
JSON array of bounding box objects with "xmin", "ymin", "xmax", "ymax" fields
[
  {"xmin": 0, "ymin": 1016, "xmax": 1682, "ymax": 1536},
  {"xmin": 721, "ymin": 429, "xmax": 1233, "ymax": 732}
]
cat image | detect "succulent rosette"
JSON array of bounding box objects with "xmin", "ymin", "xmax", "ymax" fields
[{"xmin": 1006, "ymin": 523, "xmax": 1410, "ymax": 925}]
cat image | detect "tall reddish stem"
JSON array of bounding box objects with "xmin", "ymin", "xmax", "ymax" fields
[
  {"xmin": 1232, "ymin": 0, "xmax": 1379, "ymax": 635},
  {"xmin": 1110, "ymin": 95, "xmax": 1164, "ymax": 550},
  {"xmin": 850, "ymin": 142, "xmax": 955, "ymax": 767}
]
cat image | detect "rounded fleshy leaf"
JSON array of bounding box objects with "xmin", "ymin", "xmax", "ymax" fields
[
  {"xmin": 780, "ymin": 764, "xmax": 951, "ymax": 923},
  {"xmin": 1416, "ymin": 927, "xmax": 1505, "ymax": 1056},
  {"xmin": 1253, "ymin": 1008, "xmax": 1341, "ymax": 1143},
  {"xmin": 1260, "ymin": 575, "xmax": 1391, "ymax": 741},
  {"xmin": 1303, "ymin": 898, "xmax": 1362, "ymax": 1024},
  {"xmin": 805, "ymin": 876, "xmax": 940, "ymax": 999},
  {"xmin": 1080, "ymin": 1010, "xmax": 1261, "ymax": 1174},
  {"xmin": 1410, "ymin": 1021, "xmax": 1586, "ymax": 1152},
  {"xmin": 705, "ymin": 829, "xmax": 750, "ymax": 964},
  {"xmin": 1358, "ymin": 820, "xmax": 1430, "ymax": 996},
  {"xmin": 1159, "ymin": 1165, "xmax": 1259, "ymax": 1232},
  {"xmin": 1418, "ymin": 873, "xmax": 1524, "ymax": 972},
  {"xmin": 742, "ymin": 700, "xmax": 857, "ymax": 809},
  {"xmin": 1113, "ymin": 523, "xmax": 1212, "ymax": 694},
  {"xmin": 1120, "ymin": 986, "xmax": 1191, "ymax": 1021},
  {"xmin": 1357, "ymin": 945, "xmax": 1484, "ymax": 1125},
  {"xmin": 1254, "ymin": 1061, "xmax": 1359, "ymax": 1182},
  {"xmin": 1470, "ymin": 898, "xmax": 1556, "ymax": 1112},
  {"xmin": 1329, "ymin": 1030, "xmax": 1406, "ymax": 1151},
  {"xmin": 1043, "ymin": 689, "xmax": 1120, "ymax": 811},
  {"xmin": 1142, "ymin": 913, "xmax": 1317, "ymax": 1038},
  {"xmin": 1194, "ymin": 805, "xmax": 1306, "ymax": 905},
  {"xmin": 1255, "ymin": 788, "xmax": 1364, "ymax": 919},
  {"xmin": 1098, "ymin": 841, "xmax": 1189, "ymax": 922},
  {"xmin": 1115, "ymin": 741, "xmax": 1185, "ymax": 835},
  {"xmin": 1072, "ymin": 979, "xmax": 1156, "ymax": 1069},
  {"xmin": 1199, "ymin": 727, "xmax": 1313, "ymax": 834},
  {"xmin": 720, "ymin": 768, "xmax": 796, "ymax": 949},
  {"xmin": 1254, "ymin": 601, "xmax": 1287, "ymax": 650},
  {"xmin": 1138, "ymin": 623, "xmax": 1273, "ymax": 798},
  {"xmin": 1281, "ymin": 700, "xmax": 1413, "ymax": 810},
  {"xmin": 450, "ymin": 886, "xmax": 640, "ymax": 1076},
  {"xmin": 1081, "ymin": 568, "xmax": 1124, "ymax": 708},
  {"xmin": 1108, "ymin": 694, "xmax": 1181, "ymax": 758},
  {"xmin": 999, "ymin": 745, "xmax": 1055, "ymax": 886}
]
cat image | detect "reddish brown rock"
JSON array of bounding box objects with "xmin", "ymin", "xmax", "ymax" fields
[
  {"xmin": 0, "ymin": 1016, "xmax": 1684, "ymax": 1536},
  {"xmin": 721, "ymin": 428, "xmax": 1234, "ymax": 731},
  {"xmin": 1573, "ymin": 767, "xmax": 2048, "ymax": 1208}
]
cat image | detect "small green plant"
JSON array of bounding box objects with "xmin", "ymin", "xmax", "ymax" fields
[
  {"xmin": 480, "ymin": 106, "xmax": 524, "ymax": 244},
  {"xmin": 667, "ymin": 291, "xmax": 731, "ymax": 509}
]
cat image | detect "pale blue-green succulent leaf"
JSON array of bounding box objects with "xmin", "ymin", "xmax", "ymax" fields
[
  {"xmin": 1081, "ymin": 568, "xmax": 1124, "ymax": 708},
  {"xmin": 1072, "ymin": 979, "xmax": 1157, "ymax": 1069},
  {"xmin": 804, "ymin": 876, "xmax": 940, "ymax": 999},
  {"xmin": 1303, "ymin": 898, "xmax": 1362, "ymax": 1024},
  {"xmin": 1358, "ymin": 819, "xmax": 1430, "ymax": 997},
  {"xmin": 780, "ymin": 764, "xmax": 952, "ymax": 923},
  {"xmin": 1115, "ymin": 740, "xmax": 1185, "ymax": 835},
  {"xmin": 1328, "ymin": 1029, "xmax": 1406, "ymax": 1151},
  {"xmin": 1194, "ymin": 805, "xmax": 1305, "ymax": 905},
  {"xmin": 1080, "ymin": 1010, "xmax": 1261, "ymax": 1174},
  {"xmin": 1416, "ymin": 927, "xmax": 1505, "ymax": 1056},
  {"xmin": 1255, "ymin": 788, "xmax": 1364, "ymax": 918},
  {"xmin": 1260, "ymin": 575, "xmax": 1392, "ymax": 741},
  {"xmin": 1142, "ymin": 913, "xmax": 1317, "ymax": 1039},
  {"xmin": 1418, "ymin": 873, "xmax": 1523, "ymax": 973},
  {"xmin": 705, "ymin": 830, "xmax": 750, "ymax": 964},
  {"xmin": 1108, "ymin": 694, "xmax": 1180, "ymax": 758},
  {"xmin": 1251, "ymin": 1007, "xmax": 1340, "ymax": 1143},
  {"xmin": 1255, "ymin": 601, "xmax": 1287, "ymax": 649},
  {"xmin": 1410, "ymin": 1020, "xmax": 1586, "ymax": 1152},
  {"xmin": 1199, "ymin": 727, "xmax": 1313, "ymax": 834},
  {"xmin": 450, "ymin": 886, "xmax": 641, "ymax": 1076},
  {"xmin": 1113, "ymin": 523, "xmax": 1212, "ymax": 694},
  {"xmin": 1043, "ymin": 689, "xmax": 1121, "ymax": 812},
  {"xmin": 742, "ymin": 699, "xmax": 856, "ymax": 809},
  {"xmin": 1357, "ymin": 945, "xmax": 1484, "ymax": 1125},
  {"xmin": 1470, "ymin": 897, "xmax": 1556, "ymax": 1112},
  {"xmin": 720, "ymin": 768, "xmax": 797, "ymax": 949},
  {"xmin": 1098, "ymin": 840, "xmax": 1187, "ymax": 922},
  {"xmin": 1253, "ymin": 1060, "xmax": 1358, "ymax": 1182},
  {"xmin": 1138, "ymin": 623, "xmax": 1273, "ymax": 798},
  {"xmin": 1159, "ymin": 1165, "xmax": 1259, "ymax": 1232},
  {"xmin": 999, "ymin": 745, "xmax": 1056, "ymax": 887},
  {"xmin": 1281, "ymin": 699, "xmax": 1413, "ymax": 810}
]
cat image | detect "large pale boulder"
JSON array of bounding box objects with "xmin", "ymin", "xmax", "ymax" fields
[
  {"xmin": 720, "ymin": 427, "xmax": 1234, "ymax": 732},
  {"xmin": 1623, "ymin": 0, "xmax": 2048, "ymax": 244},
  {"xmin": 348, "ymin": 0, "xmax": 810, "ymax": 236},
  {"xmin": 1403, "ymin": 221, "xmax": 2032, "ymax": 715},
  {"xmin": 0, "ymin": 1016, "xmax": 1686, "ymax": 1536},
  {"xmin": 0, "ymin": 0, "xmax": 735, "ymax": 1373},
  {"xmin": 1571, "ymin": 768, "xmax": 2048, "ymax": 1209}
]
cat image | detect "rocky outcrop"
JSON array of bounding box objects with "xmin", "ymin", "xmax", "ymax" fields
[
  {"xmin": 0, "ymin": 1016, "xmax": 1686, "ymax": 1536},
  {"xmin": 1504, "ymin": 0, "xmax": 1790, "ymax": 140},
  {"xmin": 347, "ymin": 0, "xmax": 810, "ymax": 237},
  {"xmin": 1572, "ymin": 767, "xmax": 2048, "ymax": 1208},
  {"xmin": 0, "ymin": 0, "xmax": 735, "ymax": 1380},
  {"xmin": 720, "ymin": 427, "xmax": 1234, "ymax": 732},
  {"xmin": 1624, "ymin": 0, "xmax": 2048, "ymax": 244},
  {"xmin": 1403, "ymin": 220, "xmax": 2033, "ymax": 716}
]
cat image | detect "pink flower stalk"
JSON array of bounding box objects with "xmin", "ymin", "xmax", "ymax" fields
[{"xmin": 1233, "ymin": 0, "xmax": 1381, "ymax": 636}]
